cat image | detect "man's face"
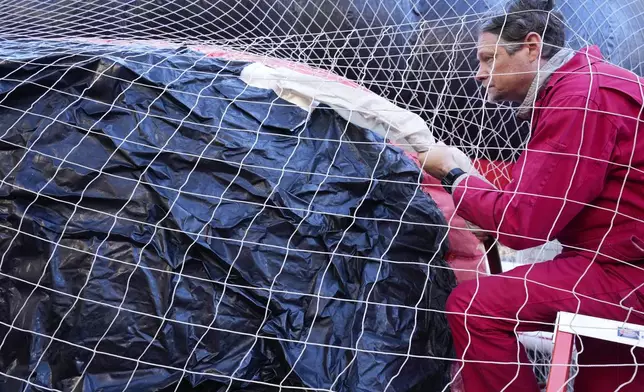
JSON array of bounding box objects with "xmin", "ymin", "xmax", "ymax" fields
[{"xmin": 475, "ymin": 32, "xmax": 538, "ymax": 103}]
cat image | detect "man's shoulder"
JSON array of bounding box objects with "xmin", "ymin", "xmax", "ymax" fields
[
  {"xmin": 594, "ymin": 61, "xmax": 644, "ymax": 107},
  {"xmin": 547, "ymin": 52, "xmax": 644, "ymax": 109},
  {"xmin": 541, "ymin": 72, "xmax": 642, "ymax": 121}
]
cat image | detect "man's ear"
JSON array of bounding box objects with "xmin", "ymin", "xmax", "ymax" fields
[{"xmin": 524, "ymin": 32, "xmax": 543, "ymax": 61}]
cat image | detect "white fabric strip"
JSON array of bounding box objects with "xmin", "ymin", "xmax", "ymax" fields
[{"xmin": 240, "ymin": 62, "xmax": 436, "ymax": 152}]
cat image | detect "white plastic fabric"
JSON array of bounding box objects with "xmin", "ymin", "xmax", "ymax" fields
[{"xmin": 240, "ymin": 62, "xmax": 436, "ymax": 151}]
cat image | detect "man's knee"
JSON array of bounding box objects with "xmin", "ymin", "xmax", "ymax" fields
[
  {"xmin": 446, "ymin": 279, "xmax": 477, "ymax": 320},
  {"xmin": 446, "ymin": 278, "xmax": 504, "ymax": 331}
]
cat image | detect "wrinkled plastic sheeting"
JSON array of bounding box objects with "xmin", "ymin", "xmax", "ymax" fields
[{"xmin": 0, "ymin": 41, "xmax": 456, "ymax": 392}]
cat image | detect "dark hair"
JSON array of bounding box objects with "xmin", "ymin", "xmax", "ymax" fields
[{"xmin": 480, "ymin": 0, "xmax": 566, "ymax": 59}]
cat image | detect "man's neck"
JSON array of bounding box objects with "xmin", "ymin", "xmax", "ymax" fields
[{"xmin": 516, "ymin": 48, "xmax": 576, "ymax": 120}]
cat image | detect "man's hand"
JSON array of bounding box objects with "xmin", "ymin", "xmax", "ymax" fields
[
  {"xmin": 417, "ymin": 144, "xmax": 461, "ymax": 180},
  {"xmin": 418, "ymin": 143, "xmax": 494, "ymax": 242}
]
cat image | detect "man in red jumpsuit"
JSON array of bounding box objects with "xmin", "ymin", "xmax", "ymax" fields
[{"xmin": 419, "ymin": 0, "xmax": 644, "ymax": 391}]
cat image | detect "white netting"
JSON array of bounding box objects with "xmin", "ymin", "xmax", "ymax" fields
[{"xmin": 0, "ymin": 1, "xmax": 643, "ymax": 392}]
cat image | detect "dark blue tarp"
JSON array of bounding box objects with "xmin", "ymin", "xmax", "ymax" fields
[{"xmin": 0, "ymin": 41, "xmax": 455, "ymax": 392}]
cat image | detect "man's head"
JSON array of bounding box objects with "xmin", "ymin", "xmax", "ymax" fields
[{"xmin": 475, "ymin": 0, "xmax": 566, "ymax": 103}]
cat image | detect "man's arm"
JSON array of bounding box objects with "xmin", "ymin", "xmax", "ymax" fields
[{"xmin": 451, "ymin": 94, "xmax": 616, "ymax": 250}]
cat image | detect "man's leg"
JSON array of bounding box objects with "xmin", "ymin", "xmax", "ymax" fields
[
  {"xmin": 445, "ymin": 253, "xmax": 644, "ymax": 392},
  {"xmin": 572, "ymin": 336, "xmax": 644, "ymax": 392}
]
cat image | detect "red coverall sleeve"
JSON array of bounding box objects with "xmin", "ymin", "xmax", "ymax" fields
[{"xmin": 452, "ymin": 94, "xmax": 616, "ymax": 250}]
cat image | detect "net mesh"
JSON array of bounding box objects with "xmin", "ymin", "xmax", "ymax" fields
[{"xmin": 0, "ymin": 0, "xmax": 643, "ymax": 391}]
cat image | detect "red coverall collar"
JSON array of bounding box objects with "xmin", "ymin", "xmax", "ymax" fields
[{"xmin": 541, "ymin": 45, "xmax": 605, "ymax": 96}]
